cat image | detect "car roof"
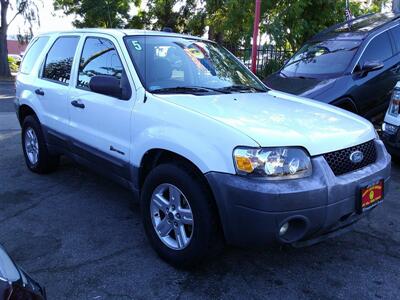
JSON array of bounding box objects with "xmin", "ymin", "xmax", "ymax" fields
[
  {"xmin": 311, "ymin": 12, "xmax": 400, "ymax": 42},
  {"xmin": 36, "ymin": 28, "xmax": 205, "ymax": 41}
]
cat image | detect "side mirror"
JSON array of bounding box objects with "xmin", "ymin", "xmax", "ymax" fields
[
  {"xmin": 89, "ymin": 73, "xmax": 132, "ymax": 100},
  {"xmin": 360, "ymin": 60, "xmax": 384, "ymax": 75},
  {"xmin": 89, "ymin": 75, "xmax": 123, "ymax": 99}
]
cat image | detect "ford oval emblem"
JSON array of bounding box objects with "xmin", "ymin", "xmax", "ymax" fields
[{"xmin": 350, "ymin": 150, "xmax": 364, "ymax": 164}]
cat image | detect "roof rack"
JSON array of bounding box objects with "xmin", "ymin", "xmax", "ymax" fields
[{"xmin": 313, "ymin": 13, "xmax": 375, "ymax": 39}]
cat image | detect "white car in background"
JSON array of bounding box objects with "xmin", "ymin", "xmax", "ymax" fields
[
  {"xmin": 15, "ymin": 29, "xmax": 391, "ymax": 267},
  {"xmin": 382, "ymin": 82, "xmax": 400, "ymax": 157}
]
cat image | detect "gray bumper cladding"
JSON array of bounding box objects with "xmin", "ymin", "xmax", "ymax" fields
[{"xmin": 206, "ymin": 140, "xmax": 391, "ymax": 247}]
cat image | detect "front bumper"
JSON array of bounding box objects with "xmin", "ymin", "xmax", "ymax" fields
[{"xmin": 206, "ymin": 140, "xmax": 391, "ymax": 247}]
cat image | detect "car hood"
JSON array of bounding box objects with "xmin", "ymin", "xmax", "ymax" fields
[
  {"xmin": 264, "ymin": 72, "xmax": 337, "ymax": 98},
  {"xmin": 155, "ymin": 91, "xmax": 375, "ymax": 156}
]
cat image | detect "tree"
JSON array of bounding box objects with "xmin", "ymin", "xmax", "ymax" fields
[
  {"xmin": 262, "ymin": 0, "xmax": 387, "ymax": 51},
  {"xmin": 203, "ymin": 0, "xmax": 255, "ymax": 51},
  {"xmin": 53, "ymin": 0, "xmax": 140, "ymax": 28},
  {"xmin": 130, "ymin": 0, "xmax": 204, "ymax": 34},
  {"xmin": 0, "ymin": 0, "xmax": 38, "ymax": 77}
]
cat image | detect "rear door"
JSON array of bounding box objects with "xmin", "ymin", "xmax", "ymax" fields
[
  {"xmin": 36, "ymin": 35, "xmax": 80, "ymax": 135},
  {"xmin": 68, "ymin": 34, "xmax": 135, "ymax": 180},
  {"xmin": 351, "ymin": 31, "xmax": 396, "ymax": 117}
]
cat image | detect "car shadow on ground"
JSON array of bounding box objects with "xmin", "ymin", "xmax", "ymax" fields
[{"xmin": 1, "ymin": 130, "xmax": 399, "ymax": 299}]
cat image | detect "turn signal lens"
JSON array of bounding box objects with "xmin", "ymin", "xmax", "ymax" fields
[{"xmin": 234, "ymin": 156, "xmax": 254, "ymax": 173}]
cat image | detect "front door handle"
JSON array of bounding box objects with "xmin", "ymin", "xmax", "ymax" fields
[
  {"xmin": 71, "ymin": 100, "xmax": 85, "ymax": 109},
  {"xmin": 35, "ymin": 88, "xmax": 44, "ymax": 96}
]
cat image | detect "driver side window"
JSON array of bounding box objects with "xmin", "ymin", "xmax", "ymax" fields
[
  {"xmin": 77, "ymin": 37, "xmax": 124, "ymax": 89},
  {"xmin": 359, "ymin": 32, "xmax": 393, "ymax": 66}
]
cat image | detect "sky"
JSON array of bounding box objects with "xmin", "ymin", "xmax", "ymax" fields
[{"xmin": 8, "ymin": 0, "xmax": 75, "ymax": 36}]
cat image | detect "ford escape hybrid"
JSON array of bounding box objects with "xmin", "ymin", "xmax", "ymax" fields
[{"xmin": 16, "ymin": 29, "xmax": 391, "ymax": 267}]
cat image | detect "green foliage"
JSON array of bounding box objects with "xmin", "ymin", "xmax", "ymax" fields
[
  {"xmin": 205, "ymin": 0, "xmax": 254, "ymax": 50},
  {"xmin": 53, "ymin": 0, "xmax": 390, "ymax": 51},
  {"xmin": 53, "ymin": 0, "xmax": 141, "ymax": 28},
  {"xmin": 263, "ymin": 0, "xmax": 387, "ymax": 51},
  {"xmin": 127, "ymin": 0, "xmax": 206, "ymax": 35},
  {"xmin": 258, "ymin": 59, "xmax": 284, "ymax": 79},
  {"xmin": 7, "ymin": 56, "xmax": 19, "ymax": 72}
]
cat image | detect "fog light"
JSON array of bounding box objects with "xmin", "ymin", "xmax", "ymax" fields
[{"xmin": 279, "ymin": 222, "xmax": 289, "ymax": 236}]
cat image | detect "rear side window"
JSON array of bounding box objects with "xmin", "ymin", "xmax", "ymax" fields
[
  {"xmin": 42, "ymin": 36, "xmax": 79, "ymax": 85},
  {"xmin": 77, "ymin": 37, "xmax": 123, "ymax": 89},
  {"xmin": 20, "ymin": 37, "xmax": 49, "ymax": 74},
  {"xmin": 359, "ymin": 32, "xmax": 393, "ymax": 65},
  {"xmin": 390, "ymin": 25, "xmax": 400, "ymax": 53}
]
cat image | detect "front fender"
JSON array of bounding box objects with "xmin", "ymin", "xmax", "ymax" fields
[{"xmin": 130, "ymin": 95, "xmax": 259, "ymax": 174}]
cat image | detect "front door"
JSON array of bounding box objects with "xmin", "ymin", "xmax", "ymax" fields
[
  {"xmin": 351, "ymin": 31, "xmax": 397, "ymax": 117},
  {"xmin": 68, "ymin": 35, "xmax": 135, "ymax": 180}
]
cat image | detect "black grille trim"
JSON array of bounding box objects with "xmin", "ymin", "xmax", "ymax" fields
[{"xmin": 323, "ymin": 140, "xmax": 377, "ymax": 176}]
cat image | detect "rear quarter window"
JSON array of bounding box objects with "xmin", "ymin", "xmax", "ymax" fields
[
  {"xmin": 20, "ymin": 37, "xmax": 50, "ymax": 74},
  {"xmin": 390, "ymin": 25, "xmax": 400, "ymax": 53}
]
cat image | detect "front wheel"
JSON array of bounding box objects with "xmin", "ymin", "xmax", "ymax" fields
[{"xmin": 141, "ymin": 163, "xmax": 222, "ymax": 268}]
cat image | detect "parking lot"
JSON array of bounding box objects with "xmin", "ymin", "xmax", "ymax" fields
[{"xmin": 0, "ymin": 81, "xmax": 399, "ymax": 299}]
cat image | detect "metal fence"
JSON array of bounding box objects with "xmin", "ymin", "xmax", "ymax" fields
[{"xmin": 234, "ymin": 47, "xmax": 294, "ymax": 76}]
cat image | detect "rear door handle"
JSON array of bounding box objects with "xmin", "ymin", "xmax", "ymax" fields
[
  {"xmin": 35, "ymin": 88, "xmax": 44, "ymax": 96},
  {"xmin": 71, "ymin": 100, "xmax": 85, "ymax": 109}
]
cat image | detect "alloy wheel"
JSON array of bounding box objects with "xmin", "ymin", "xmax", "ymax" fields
[{"xmin": 150, "ymin": 183, "xmax": 194, "ymax": 250}]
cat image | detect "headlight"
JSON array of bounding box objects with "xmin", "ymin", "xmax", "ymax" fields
[
  {"xmin": 388, "ymin": 99, "xmax": 400, "ymax": 117},
  {"xmin": 233, "ymin": 147, "xmax": 312, "ymax": 179}
]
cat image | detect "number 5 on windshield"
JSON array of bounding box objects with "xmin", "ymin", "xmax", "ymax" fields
[{"xmin": 132, "ymin": 41, "xmax": 142, "ymax": 51}]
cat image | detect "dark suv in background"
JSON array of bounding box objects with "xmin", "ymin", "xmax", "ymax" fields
[{"xmin": 264, "ymin": 13, "xmax": 400, "ymax": 121}]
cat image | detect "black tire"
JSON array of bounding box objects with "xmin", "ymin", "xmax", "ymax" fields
[
  {"xmin": 21, "ymin": 115, "xmax": 59, "ymax": 174},
  {"xmin": 141, "ymin": 163, "xmax": 223, "ymax": 268}
]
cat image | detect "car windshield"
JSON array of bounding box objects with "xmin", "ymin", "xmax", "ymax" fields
[
  {"xmin": 124, "ymin": 35, "xmax": 267, "ymax": 94},
  {"xmin": 282, "ymin": 40, "xmax": 360, "ymax": 78}
]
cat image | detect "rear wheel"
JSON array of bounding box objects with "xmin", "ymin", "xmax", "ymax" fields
[
  {"xmin": 141, "ymin": 163, "xmax": 222, "ymax": 268},
  {"xmin": 22, "ymin": 116, "xmax": 59, "ymax": 174}
]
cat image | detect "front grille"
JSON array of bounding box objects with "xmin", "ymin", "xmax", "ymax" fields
[{"xmin": 323, "ymin": 140, "xmax": 377, "ymax": 176}]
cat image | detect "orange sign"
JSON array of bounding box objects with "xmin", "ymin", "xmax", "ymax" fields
[{"xmin": 361, "ymin": 181, "xmax": 383, "ymax": 208}]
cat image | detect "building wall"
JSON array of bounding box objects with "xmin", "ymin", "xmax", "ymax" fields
[{"xmin": 7, "ymin": 40, "xmax": 27, "ymax": 56}]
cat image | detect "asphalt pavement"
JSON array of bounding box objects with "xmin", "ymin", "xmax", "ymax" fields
[{"xmin": 0, "ymin": 81, "xmax": 399, "ymax": 299}]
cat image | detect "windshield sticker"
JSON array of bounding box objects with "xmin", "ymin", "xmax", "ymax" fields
[{"xmin": 131, "ymin": 41, "xmax": 142, "ymax": 51}]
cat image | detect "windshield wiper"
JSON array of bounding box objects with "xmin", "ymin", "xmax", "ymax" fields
[
  {"xmin": 217, "ymin": 85, "xmax": 266, "ymax": 93},
  {"xmin": 150, "ymin": 86, "xmax": 227, "ymax": 95}
]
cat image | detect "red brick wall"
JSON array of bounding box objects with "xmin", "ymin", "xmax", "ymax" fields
[{"xmin": 7, "ymin": 40, "xmax": 27, "ymax": 55}]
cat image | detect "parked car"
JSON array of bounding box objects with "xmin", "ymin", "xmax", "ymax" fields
[
  {"xmin": 264, "ymin": 12, "xmax": 400, "ymax": 121},
  {"xmin": 0, "ymin": 245, "xmax": 46, "ymax": 299},
  {"xmin": 382, "ymin": 81, "xmax": 400, "ymax": 157},
  {"xmin": 15, "ymin": 29, "xmax": 391, "ymax": 267}
]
